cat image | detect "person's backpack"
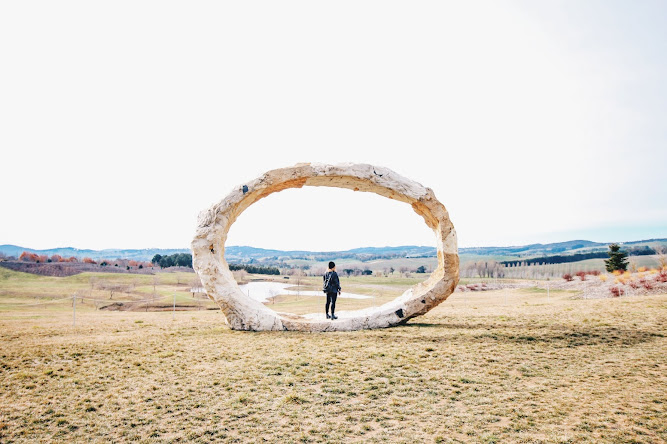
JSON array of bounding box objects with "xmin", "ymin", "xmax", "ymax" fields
[{"xmin": 323, "ymin": 271, "xmax": 334, "ymax": 293}]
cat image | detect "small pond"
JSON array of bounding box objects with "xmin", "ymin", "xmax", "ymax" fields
[{"xmin": 238, "ymin": 281, "xmax": 372, "ymax": 303}]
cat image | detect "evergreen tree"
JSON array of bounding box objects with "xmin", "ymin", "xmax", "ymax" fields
[
  {"xmin": 159, "ymin": 256, "xmax": 174, "ymax": 268},
  {"xmin": 604, "ymin": 243, "xmax": 628, "ymax": 272}
]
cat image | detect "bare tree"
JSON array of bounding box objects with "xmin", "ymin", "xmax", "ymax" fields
[
  {"xmin": 293, "ymin": 268, "xmax": 305, "ymax": 297},
  {"xmin": 89, "ymin": 276, "xmax": 97, "ymax": 298},
  {"xmin": 97, "ymin": 281, "xmax": 130, "ymax": 300},
  {"xmin": 476, "ymin": 261, "xmax": 487, "ymax": 278},
  {"xmin": 487, "ymin": 260, "xmax": 498, "ymax": 278},
  {"xmin": 460, "ymin": 262, "xmax": 475, "ymax": 278},
  {"xmin": 268, "ymin": 287, "xmax": 278, "ymax": 304},
  {"xmin": 628, "ymin": 258, "xmax": 638, "ymax": 273},
  {"xmin": 232, "ymin": 269, "xmax": 249, "ymax": 284},
  {"xmin": 190, "ymin": 276, "xmax": 203, "ymax": 298},
  {"xmin": 311, "ymin": 267, "xmax": 325, "ymax": 277},
  {"xmin": 655, "ymin": 246, "xmax": 667, "ymax": 269}
]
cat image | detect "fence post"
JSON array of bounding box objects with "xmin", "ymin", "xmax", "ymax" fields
[
  {"xmin": 547, "ymin": 281, "xmax": 550, "ymax": 302},
  {"xmin": 173, "ymin": 293, "xmax": 176, "ymax": 320},
  {"xmin": 72, "ymin": 293, "xmax": 76, "ymax": 327}
]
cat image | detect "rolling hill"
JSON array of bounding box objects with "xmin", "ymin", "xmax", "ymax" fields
[{"xmin": 0, "ymin": 238, "xmax": 664, "ymax": 264}]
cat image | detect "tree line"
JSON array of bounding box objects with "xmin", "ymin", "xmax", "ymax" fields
[
  {"xmin": 501, "ymin": 245, "xmax": 659, "ymax": 267},
  {"xmin": 461, "ymin": 261, "xmax": 506, "ymax": 278},
  {"xmin": 15, "ymin": 251, "xmax": 152, "ymax": 269},
  {"xmin": 501, "ymin": 252, "xmax": 609, "ymax": 267},
  {"xmin": 151, "ymin": 253, "xmax": 192, "ymax": 268},
  {"xmin": 229, "ymin": 264, "xmax": 280, "ymax": 275}
]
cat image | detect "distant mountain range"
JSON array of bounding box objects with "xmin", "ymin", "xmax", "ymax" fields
[
  {"xmin": 1, "ymin": 238, "xmax": 665, "ymax": 263},
  {"xmin": 0, "ymin": 245, "xmax": 188, "ymax": 262}
]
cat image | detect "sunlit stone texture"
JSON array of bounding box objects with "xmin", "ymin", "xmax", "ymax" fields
[{"xmin": 192, "ymin": 163, "xmax": 459, "ymax": 331}]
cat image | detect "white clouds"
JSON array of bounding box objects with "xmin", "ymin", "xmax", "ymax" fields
[{"xmin": 1, "ymin": 1, "xmax": 665, "ymax": 250}]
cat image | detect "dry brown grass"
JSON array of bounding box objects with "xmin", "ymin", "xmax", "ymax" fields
[{"xmin": 0, "ymin": 284, "xmax": 665, "ymax": 442}]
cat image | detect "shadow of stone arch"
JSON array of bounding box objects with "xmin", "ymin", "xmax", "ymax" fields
[{"xmin": 192, "ymin": 163, "xmax": 459, "ymax": 331}]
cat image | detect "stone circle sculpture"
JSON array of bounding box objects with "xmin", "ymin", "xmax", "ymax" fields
[{"xmin": 192, "ymin": 163, "xmax": 459, "ymax": 331}]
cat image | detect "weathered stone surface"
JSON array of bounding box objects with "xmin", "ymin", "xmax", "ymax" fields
[{"xmin": 192, "ymin": 163, "xmax": 459, "ymax": 331}]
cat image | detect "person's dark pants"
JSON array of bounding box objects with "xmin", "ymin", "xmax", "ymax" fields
[{"xmin": 326, "ymin": 291, "xmax": 338, "ymax": 315}]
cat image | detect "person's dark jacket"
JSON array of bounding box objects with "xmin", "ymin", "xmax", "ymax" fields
[{"xmin": 323, "ymin": 270, "xmax": 341, "ymax": 294}]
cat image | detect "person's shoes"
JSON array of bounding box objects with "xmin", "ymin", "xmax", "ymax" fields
[
  {"xmin": 331, "ymin": 314, "xmax": 338, "ymax": 320},
  {"xmin": 326, "ymin": 313, "xmax": 331, "ymax": 319}
]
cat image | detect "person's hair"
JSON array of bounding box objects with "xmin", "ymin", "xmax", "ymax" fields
[{"xmin": 328, "ymin": 261, "xmax": 335, "ymax": 269}]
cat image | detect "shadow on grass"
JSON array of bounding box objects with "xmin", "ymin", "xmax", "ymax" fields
[
  {"xmin": 403, "ymin": 322, "xmax": 442, "ymax": 328},
  {"xmin": 401, "ymin": 320, "xmax": 664, "ymax": 348}
]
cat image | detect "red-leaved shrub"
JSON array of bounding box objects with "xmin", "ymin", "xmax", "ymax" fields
[
  {"xmin": 19, "ymin": 251, "xmax": 39, "ymax": 262},
  {"xmin": 573, "ymin": 270, "xmax": 601, "ymax": 280},
  {"xmin": 610, "ymin": 287, "xmax": 624, "ymax": 297},
  {"xmin": 563, "ymin": 273, "xmax": 573, "ymax": 282},
  {"xmin": 656, "ymin": 270, "xmax": 667, "ymax": 283}
]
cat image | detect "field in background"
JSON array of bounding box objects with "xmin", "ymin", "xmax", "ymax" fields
[
  {"xmin": 498, "ymin": 255, "xmax": 665, "ymax": 280},
  {"xmin": 281, "ymin": 254, "xmax": 666, "ymax": 280},
  {"xmin": 0, "ymin": 267, "xmax": 211, "ymax": 312},
  {"xmin": 0, "ymin": 266, "xmax": 560, "ymax": 316}
]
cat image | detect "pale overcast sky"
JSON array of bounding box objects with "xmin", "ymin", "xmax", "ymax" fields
[{"xmin": 1, "ymin": 0, "xmax": 666, "ymax": 251}]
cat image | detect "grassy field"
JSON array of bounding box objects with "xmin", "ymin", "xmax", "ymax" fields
[
  {"xmin": 286, "ymin": 254, "xmax": 665, "ymax": 281},
  {"xmin": 284, "ymin": 254, "xmax": 519, "ymax": 274},
  {"xmin": 269, "ymin": 274, "xmax": 427, "ymax": 315},
  {"xmin": 0, "ymin": 269, "xmax": 666, "ymax": 443},
  {"xmin": 0, "ymin": 267, "xmax": 213, "ymax": 312}
]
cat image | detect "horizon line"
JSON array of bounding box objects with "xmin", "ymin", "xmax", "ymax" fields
[{"xmin": 2, "ymin": 237, "xmax": 666, "ymax": 254}]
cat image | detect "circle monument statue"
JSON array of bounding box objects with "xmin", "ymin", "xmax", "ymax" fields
[{"xmin": 192, "ymin": 163, "xmax": 459, "ymax": 331}]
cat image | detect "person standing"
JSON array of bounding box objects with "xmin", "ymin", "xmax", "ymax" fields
[{"xmin": 323, "ymin": 261, "xmax": 341, "ymax": 320}]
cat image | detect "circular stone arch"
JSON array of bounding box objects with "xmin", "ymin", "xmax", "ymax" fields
[{"xmin": 192, "ymin": 163, "xmax": 459, "ymax": 331}]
